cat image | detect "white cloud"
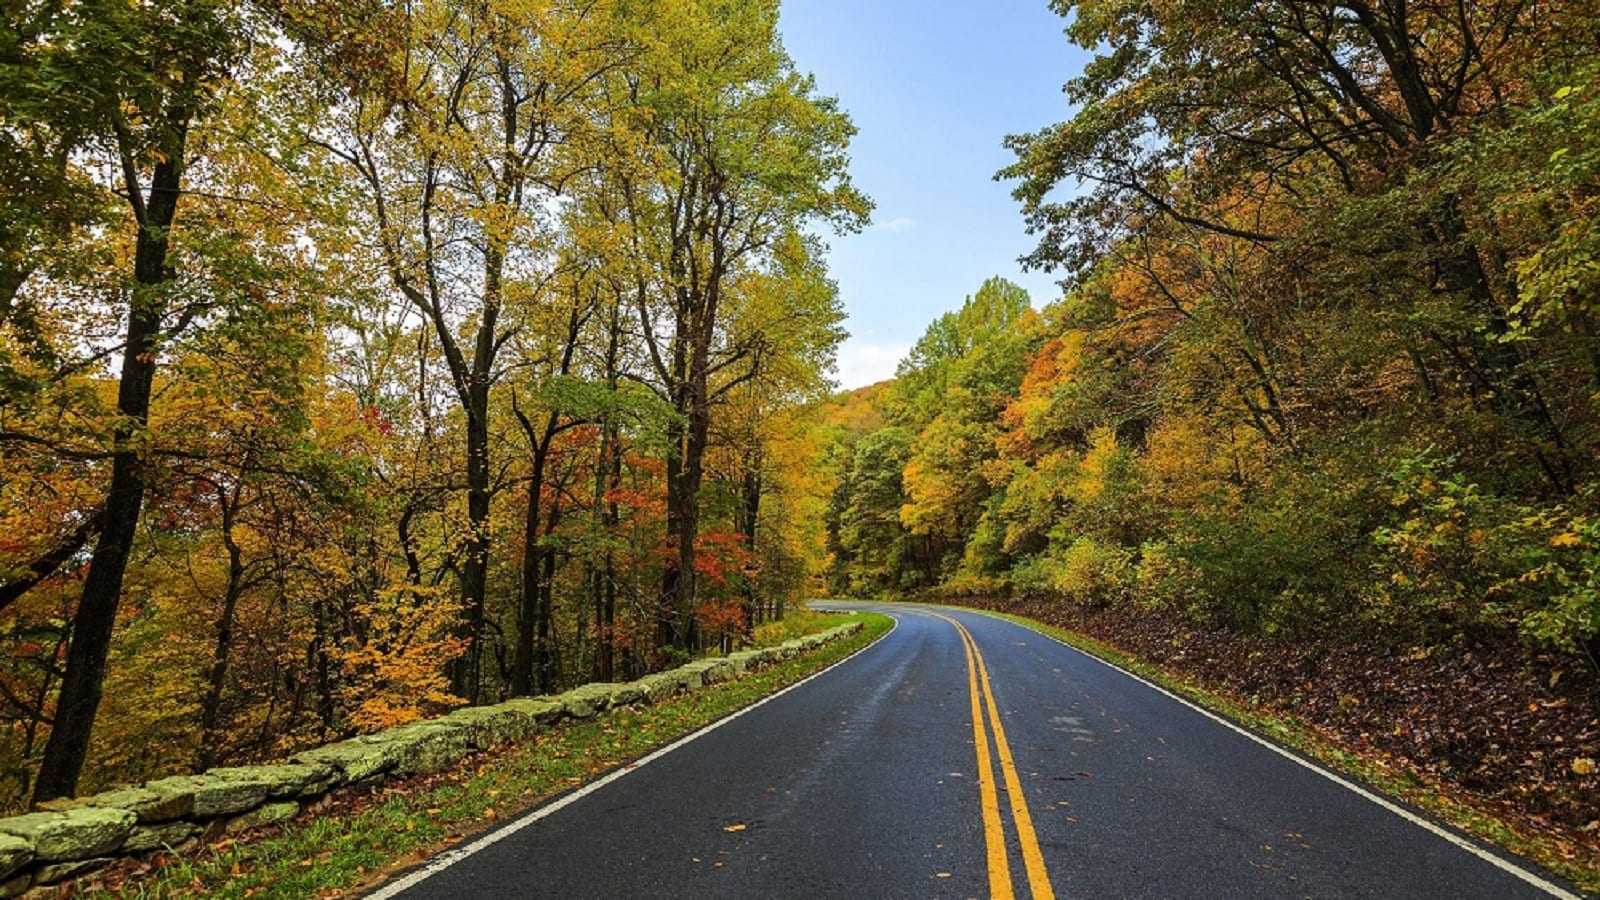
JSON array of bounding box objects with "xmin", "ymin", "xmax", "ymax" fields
[
  {"xmin": 872, "ymin": 217, "xmax": 916, "ymax": 233},
  {"xmin": 832, "ymin": 338, "xmax": 912, "ymax": 390}
]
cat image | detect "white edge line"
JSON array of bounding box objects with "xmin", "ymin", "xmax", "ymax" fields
[
  {"xmin": 959, "ymin": 606, "xmax": 1583, "ymax": 900},
  {"xmin": 367, "ymin": 614, "xmax": 898, "ymax": 900}
]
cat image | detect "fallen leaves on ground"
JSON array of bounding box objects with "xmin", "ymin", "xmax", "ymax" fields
[{"xmin": 973, "ymin": 595, "xmax": 1600, "ymax": 868}]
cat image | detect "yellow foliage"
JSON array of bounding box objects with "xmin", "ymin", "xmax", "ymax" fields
[{"xmin": 331, "ymin": 585, "xmax": 469, "ymax": 732}]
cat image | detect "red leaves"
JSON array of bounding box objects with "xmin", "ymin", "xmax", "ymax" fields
[{"xmin": 692, "ymin": 531, "xmax": 753, "ymax": 587}]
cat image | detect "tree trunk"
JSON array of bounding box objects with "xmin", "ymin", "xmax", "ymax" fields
[
  {"xmin": 534, "ymin": 501, "xmax": 562, "ymax": 693},
  {"xmin": 32, "ymin": 144, "xmax": 184, "ymax": 804},
  {"xmin": 739, "ymin": 459, "xmax": 761, "ymax": 634},
  {"xmin": 197, "ymin": 486, "xmax": 246, "ymax": 772},
  {"xmin": 511, "ymin": 430, "xmax": 549, "ymax": 696}
]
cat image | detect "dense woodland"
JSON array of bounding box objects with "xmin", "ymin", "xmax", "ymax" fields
[
  {"xmin": 3, "ymin": 0, "xmax": 1599, "ymax": 849},
  {"xmin": 0, "ymin": 0, "xmax": 867, "ymax": 808},
  {"xmin": 815, "ymin": 0, "xmax": 1600, "ymax": 845}
]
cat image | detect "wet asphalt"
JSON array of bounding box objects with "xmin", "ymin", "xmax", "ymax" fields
[{"xmin": 376, "ymin": 602, "xmax": 1581, "ymax": 899}]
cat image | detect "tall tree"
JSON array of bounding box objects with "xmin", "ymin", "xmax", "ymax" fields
[
  {"xmin": 1003, "ymin": 0, "xmax": 1591, "ymax": 492},
  {"xmin": 618, "ymin": 0, "xmax": 868, "ymax": 650},
  {"xmin": 318, "ymin": 0, "xmax": 621, "ymax": 700},
  {"xmin": 29, "ymin": 0, "xmax": 246, "ymax": 802}
]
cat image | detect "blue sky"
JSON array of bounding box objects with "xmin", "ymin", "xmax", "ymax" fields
[{"xmin": 776, "ymin": 0, "xmax": 1092, "ymax": 388}]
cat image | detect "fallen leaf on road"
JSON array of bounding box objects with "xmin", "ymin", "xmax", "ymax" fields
[{"xmin": 723, "ymin": 823, "xmax": 747, "ymax": 832}]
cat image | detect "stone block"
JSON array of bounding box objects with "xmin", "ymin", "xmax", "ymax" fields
[
  {"xmin": 292, "ymin": 738, "xmax": 403, "ymax": 783},
  {"xmin": 382, "ymin": 721, "xmax": 473, "ymax": 775},
  {"xmin": 30, "ymin": 857, "xmax": 109, "ymax": 886},
  {"xmin": 444, "ymin": 705, "xmax": 534, "ymax": 749},
  {"xmin": 0, "ymin": 808, "xmax": 133, "ymax": 862},
  {"xmin": 223, "ymin": 801, "xmax": 299, "ymax": 835},
  {"xmin": 500, "ymin": 697, "xmax": 565, "ymax": 728},
  {"xmin": 83, "ymin": 784, "xmax": 194, "ymax": 823},
  {"xmin": 204, "ymin": 764, "xmax": 335, "ymax": 800},
  {"xmin": 725, "ymin": 651, "xmax": 759, "ymax": 673},
  {"xmin": 558, "ymin": 684, "xmax": 613, "ymax": 719},
  {"xmin": 0, "ymin": 834, "xmax": 30, "ymax": 882},
  {"xmin": 632, "ymin": 673, "xmax": 680, "ymax": 704},
  {"xmin": 121, "ymin": 821, "xmax": 201, "ymax": 854},
  {"xmin": 603, "ymin": 681, "xmax": 645, "ymax": 707},
  {"xmin": 142, "ymin": 773, "xmax": 271, "ymax": 819}
]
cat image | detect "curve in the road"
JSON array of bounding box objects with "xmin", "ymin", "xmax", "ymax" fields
[
  {"xmin": 369, "ymin": 603, "xmax": 1586, "ymax": 900},
  {"xmin": 934, "ymin": 609, "xmax": 1054, "ymax": 900}
]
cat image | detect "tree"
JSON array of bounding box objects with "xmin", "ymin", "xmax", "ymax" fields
[
  {"xmin": 892, "ymin": 278, "xmax": 1035, "ymax": 579},
  {"xmin": 26, "ymin": 0, "xmax": 248, "ymax": 802},
  {"xmin": 1003, "ymin": 0, "xmax": 1592, "ymax": 493},
  {"xmin": 832, "ymin": 426, "xmax": 917, "ymax": 595},
  {"xmin": 316, "ymin": 0, "xmax": 622, "ymax": 700},
  {"xmin": 615, "ymin": 0, "xmax": 868, "ymax": 650}
]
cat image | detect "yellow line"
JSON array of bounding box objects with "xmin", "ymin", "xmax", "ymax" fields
[
  {"xmin": 972, "ymin": 628, "xmax": 1056, "ymax": 900},
  {"xmin": 961, "ymin": 619, "xmax": 1015, "ymax": 899},
  {"xmin": 934, "ymin": 611, "xmax": 1056, "ymax": 900}
]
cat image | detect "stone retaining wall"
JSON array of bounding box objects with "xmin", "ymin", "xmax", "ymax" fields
[{"xmin": 0, "ymin": 621, "xmax": 863, "ymax": 896}]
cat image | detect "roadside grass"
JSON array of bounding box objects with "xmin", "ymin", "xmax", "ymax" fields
[
  {"xmin": 960, "ymin": 605, "xmax": 1598, "ymax": 897},
  {"xmin": 750, "ymin": 607, "xmax": 853, "ymax": 645},
  {"xmin": 100, "ymin": 611, "xmax": 893, "ymax": 899}
]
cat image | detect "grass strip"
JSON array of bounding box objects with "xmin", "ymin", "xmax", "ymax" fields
[
  {"xmin": 103, "ymin": 611, "xmax": 894, "ymax": 899},
  {"xmin": 959, "ymin": 604, "xmax": 1598, "ymax": 897}
]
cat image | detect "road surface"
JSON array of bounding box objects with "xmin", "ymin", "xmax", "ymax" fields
[{"xmin": 372, "ymin": 603, "xmax": 1582, "ymax": 899}]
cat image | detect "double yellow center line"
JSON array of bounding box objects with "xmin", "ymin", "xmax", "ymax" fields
[{"xmin": 931, "ymin": 612, "xmax": 1055, "ymax": 900}]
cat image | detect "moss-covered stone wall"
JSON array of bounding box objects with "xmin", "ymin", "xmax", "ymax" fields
[{"xmin": 0, "ymin": 622, "xmax": 862, "ymax": 896}]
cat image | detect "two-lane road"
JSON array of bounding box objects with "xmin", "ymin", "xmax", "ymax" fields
[{"xmin": 373, "ymin": 604, "xmax": 1581, "ymax": 899}]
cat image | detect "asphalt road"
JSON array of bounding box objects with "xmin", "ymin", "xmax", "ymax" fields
[{"xmin": 372, "ymin": 603, "xmax": 1582, "ymax": 899}]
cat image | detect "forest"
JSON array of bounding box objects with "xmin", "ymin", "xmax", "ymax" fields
[
  {"xmin": 816, "ymin": 0, "xmax": 1600, "ymax": 854},
  {"xmin": 0, "ymin": 0, "xmax": 866, "ymax": 809},
  {"xmin": 3, "ymin": 0, "xmax": 1599, "ymax": 861}
]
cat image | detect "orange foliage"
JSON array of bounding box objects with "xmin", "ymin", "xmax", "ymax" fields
[{"xmin": 693, "ymin": 530, "xmax": 754, "ymax": 586}]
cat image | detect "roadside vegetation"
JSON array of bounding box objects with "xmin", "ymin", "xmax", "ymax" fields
[
  {"xmin": 0, "ymin": 0, "xmax": 867, "ymax": 809},
  {"xmin": 810, "ymin": 0, "xmax": 1600, "ymax": 884}
]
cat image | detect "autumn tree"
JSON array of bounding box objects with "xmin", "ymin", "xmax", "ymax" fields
[
  {"xmin": 314, "ymin": 0, "xmax": 624, "ymax": 700},
  {"xmin": 1004, "ymin": 0, "xmax": 1600, "ymax": 495},
  {"xmin": 615, "ymin": 0, "xmax": 868, "ymax": 650},
  {"xmin": 7, "ymin": 0, "xmax": 253, "ymax": 802}
]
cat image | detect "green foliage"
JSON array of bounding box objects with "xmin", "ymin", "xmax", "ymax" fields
[
  {"xmin": 1372, "ymin": 452, "xmax": 1600, "ymax": 656},
  {"xmin": 890, "ymin": 276, "xmax": 1033, "ymax": 430},
  {"xmin": 831, "ymin": 426, "xmax": 916, "ymax": 596},
  {"xmin": 1011, "ymin": 535, "xmax": 1132, "ymax": 608},
  {"xmin": 1170, "ymin": 495, "xmax": 1359, "ymax": 635}
]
